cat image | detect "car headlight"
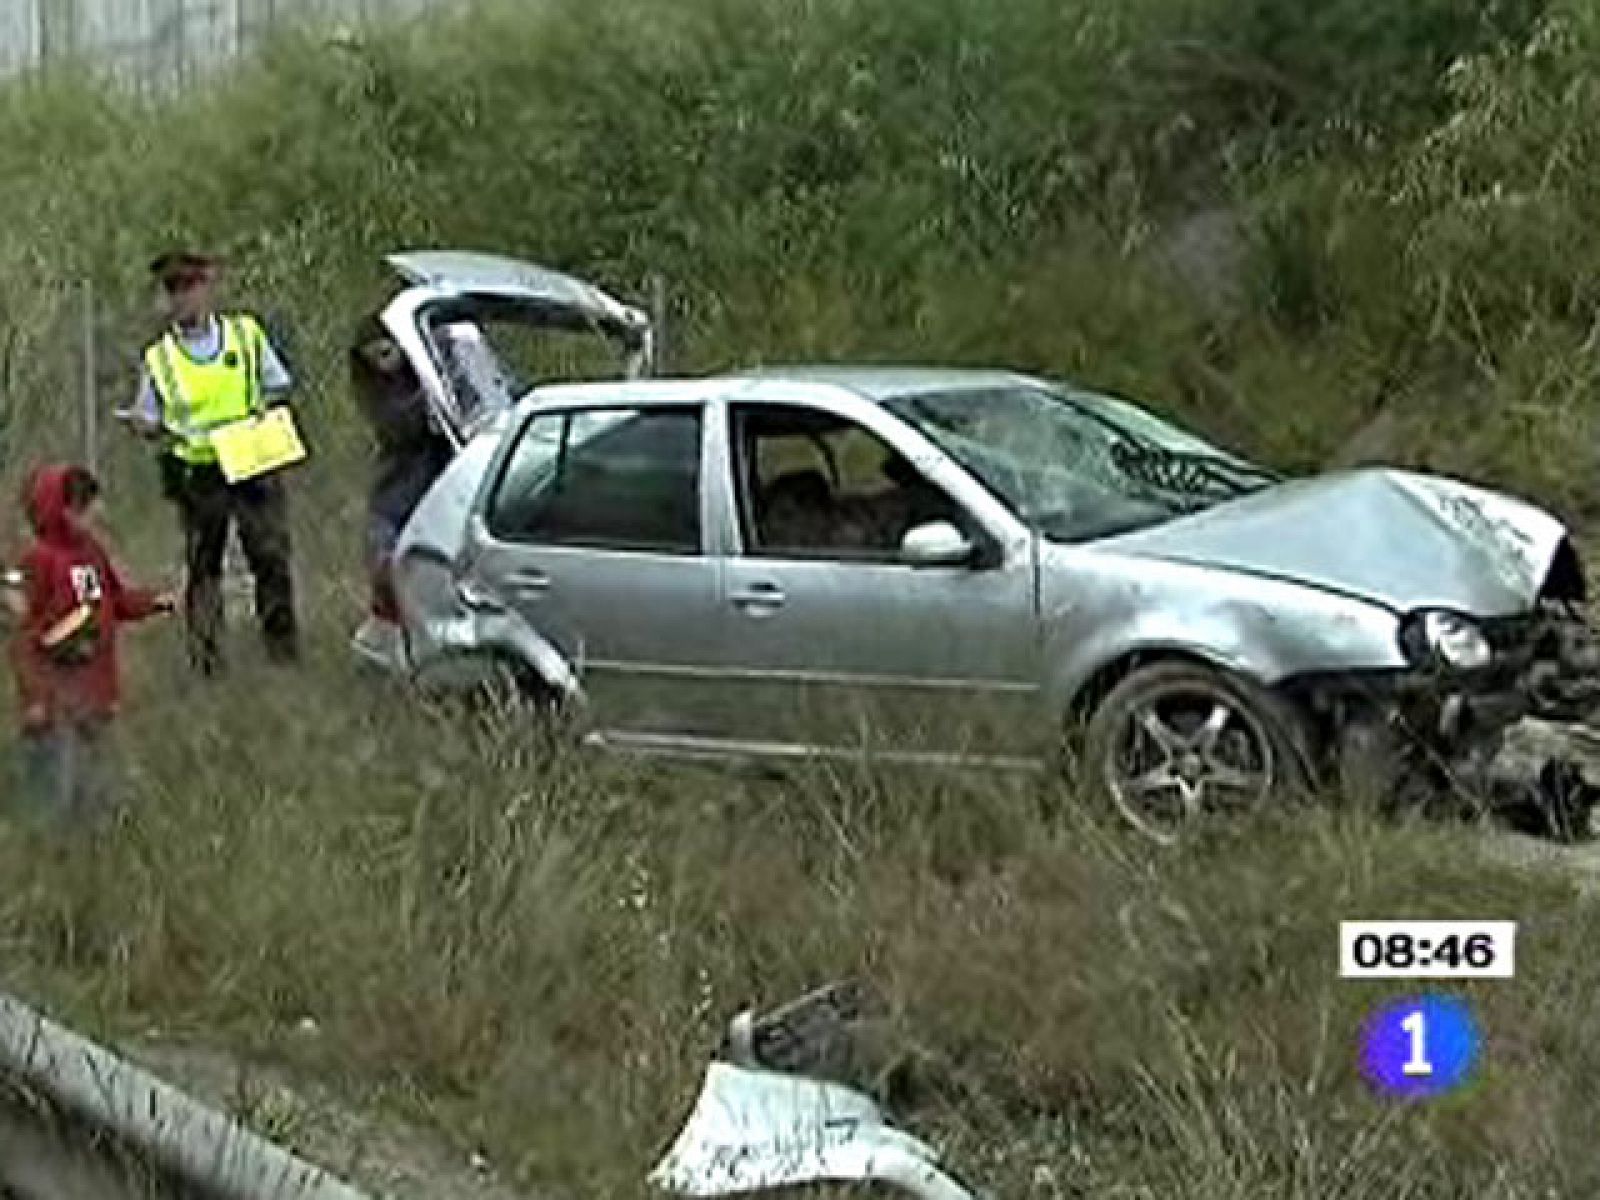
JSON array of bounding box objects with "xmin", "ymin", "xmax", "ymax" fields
[{"xmin": 1400, "ymin": 609, "xmax": 1493, "ymax": 672}]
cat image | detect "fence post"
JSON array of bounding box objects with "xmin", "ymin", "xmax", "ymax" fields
[
  {"xmin": 80, "ymin": 277, "xmax": 98, "ymax": 475},
  {"xmin": 649, "ymin": 272, "xmax": 668, "ymax": 375}
]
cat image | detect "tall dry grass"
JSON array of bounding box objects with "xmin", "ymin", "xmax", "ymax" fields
[
  {"xmin": 0, "ymin": 647, "xmax": 1594, "ymax": 1197},
  {"xmin": 2, "ymin": 0, "xmax": 1599, "ymax": 1196}
]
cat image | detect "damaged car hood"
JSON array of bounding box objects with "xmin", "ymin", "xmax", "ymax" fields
[{"xmin": 1101, "ymin": 468, "xmax": 1569, "ymax": 616}]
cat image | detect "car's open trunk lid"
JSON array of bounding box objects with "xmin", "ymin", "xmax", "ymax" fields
[
  {"xmin": 384, "ymin": 251, "xmax": 652, "ymax": 349},
  {"xmin": 378, "ymin": 250, "xmax": 654, "ymax": 448}
]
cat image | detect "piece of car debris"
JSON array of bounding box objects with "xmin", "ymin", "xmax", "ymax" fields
[
  {"xmin": 722, "ymin": 979, "xmax": 872, "ymax": 1077},
  {"xmin": 1491, "ymin": 716, "xmax": 1600, "ymax": 840},
  {"xmin": 650, "ymin": 981, "xmax": 980, "ymax": 1200}
]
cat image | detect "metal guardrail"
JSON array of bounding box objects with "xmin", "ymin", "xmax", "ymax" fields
[
  {"xmin": 0, "ymin": 1073, "xmax": 202, "ymax": 1198},
  {"xmin": 0, "ymin": 988, "xmax": 373, "ymax": 1200}
]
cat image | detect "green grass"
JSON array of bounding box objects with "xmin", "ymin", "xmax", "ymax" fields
[
  {"xmin": 1, "ymin": 644, "xmax": 1597, "ymax": 1198},
  {"xmin": 4, "ymin": 0, "xmax": 1600, "ymax": 1195}
]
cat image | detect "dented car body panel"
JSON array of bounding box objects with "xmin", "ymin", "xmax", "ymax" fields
[
  {"xmin": 392, "ymin": 426, "xmax": 587, "ymax": 704},
  {"xmin": 652, "ymin": 1062, "xmax": 975, "ymax": 1200},
  {"xmin": 653, "ymin": 982, "xmax": 979, "ymax": 1200},
  {"xmin": 1037, "ymin": 546, "xmax": 1410, "ymax": 712},
  {"xmin": 387, "ymin": 362, "xmax": 1595, "ymax": 807},
  {"xmin": 1103, "ymin": 468, "xmax": 1570, "ymax": 617}
]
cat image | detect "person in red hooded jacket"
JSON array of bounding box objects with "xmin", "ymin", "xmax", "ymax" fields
[{"xmin": 9, "ymin": 465, "xmax": 174, "ymax": 827}]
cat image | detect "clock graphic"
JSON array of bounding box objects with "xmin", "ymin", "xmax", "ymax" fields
[{"xmin": 1340, "ymin": 922, "xmax": 1515, "ymax": 979}]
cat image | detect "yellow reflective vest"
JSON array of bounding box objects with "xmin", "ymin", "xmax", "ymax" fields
[{"xmin": 143, "ymin": 314, "xmax": 267, "ymax": 465}]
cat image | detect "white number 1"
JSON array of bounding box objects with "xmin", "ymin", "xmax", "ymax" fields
[{"xmin": 1402, "ymin": 1011, "xmax": 1433, "ymax": 1076}]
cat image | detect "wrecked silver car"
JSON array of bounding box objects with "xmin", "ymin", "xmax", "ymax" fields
[{"xmin": 384, "ymin": 357, "xmax": 1600, "ymax": 841}]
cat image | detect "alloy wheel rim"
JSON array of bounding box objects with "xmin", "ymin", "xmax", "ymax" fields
[{"xmin": 1105, "ymin": 685, "xmax": 1275, "ymax": 844}]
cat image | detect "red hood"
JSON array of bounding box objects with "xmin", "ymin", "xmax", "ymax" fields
[{"xmin": 23, "ymin": 465, "xmax": 83, "ymax": 545}]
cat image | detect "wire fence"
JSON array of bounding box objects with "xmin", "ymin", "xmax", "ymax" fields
[
  {"xmin": 2, "ymin": 274, "xmax": 674, "ymax": 494},
  {"xmin": 0, "ymin": 277, "xmax": 234, "ymax": 587},
  {"xmin": 0, "ymin": 265, "xmax": 676, "ymax": 616},
  {"xmin": 0, "ymin": 276, "xmax": 385, "ymax": 616},
  {"xmin": 0, "ymin": 0, "xmax": 460, "ymax": 91}
]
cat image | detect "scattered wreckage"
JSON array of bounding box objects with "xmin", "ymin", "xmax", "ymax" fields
[
  {"xmin": 651, "ymin": 981, "xmax": 979, "ymax": 1200},
  {"xmin": 361, "ymin": 249, "xmax": 1600, "ymax": 843}
]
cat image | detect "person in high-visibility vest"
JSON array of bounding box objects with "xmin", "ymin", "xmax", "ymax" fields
[{"xmin": 123, "ymin": 250, "xmax": 300, "ymax": 675}]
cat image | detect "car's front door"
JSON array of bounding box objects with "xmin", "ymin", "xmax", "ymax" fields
[
  {"xmin": 713, "ymin": 400, "xmax": 1044, "ymax": 761},
  {"xmin": 467, "ymin": 400, "xmax": 730, "ymax": 733}
]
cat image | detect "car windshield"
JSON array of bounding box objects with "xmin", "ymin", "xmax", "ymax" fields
[{"xmin": 884, "ymin": 383, "xmax": 1281, "ymax": 542}]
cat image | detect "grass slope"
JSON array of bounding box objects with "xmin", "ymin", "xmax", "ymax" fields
[{"xmin": 2, "ymin": 0, "xmax": 1600, "ymax": 1196}]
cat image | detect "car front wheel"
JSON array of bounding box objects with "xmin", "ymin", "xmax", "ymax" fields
[{"xmin": 1080, "ymin": 661, "xmax": 1311, "ymax": 845}]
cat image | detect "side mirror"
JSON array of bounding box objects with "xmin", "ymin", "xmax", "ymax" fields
[{"xmin": 900, "ymin": 520, "xmax": 975, "ymax": 568}]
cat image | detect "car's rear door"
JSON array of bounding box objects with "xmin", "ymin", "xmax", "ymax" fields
[
  {"xmin": 464, "ymin": 397, "xmax": 732, "ymax": 734},
  {"xmin": 711, "ymin": 398, "xmax": 1045, "ymax": 761}
]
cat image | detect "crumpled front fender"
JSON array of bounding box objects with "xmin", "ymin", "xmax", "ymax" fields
[{"xmin": 1042, "ymin": 571, "xmax": 1407, "ymax": 716}]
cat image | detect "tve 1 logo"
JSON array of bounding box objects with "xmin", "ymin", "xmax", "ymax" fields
[{"xmin": 1359, "ymin": 994, "xmax": 1480, "ymax": 1099}]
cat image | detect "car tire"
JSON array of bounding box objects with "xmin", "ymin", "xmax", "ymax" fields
[{"xmin": 1079, "ymin": 661, "xmax": 1312, "ymax": 846}]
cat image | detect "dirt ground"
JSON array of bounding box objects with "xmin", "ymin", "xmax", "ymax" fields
[
  {"xmin": 1478, "ymin": 827, "xmax": 1600, "ymax": 897},
  {"xmin": 119, "ymin": 1039, "xmax": 532, "ymax": 1200}
]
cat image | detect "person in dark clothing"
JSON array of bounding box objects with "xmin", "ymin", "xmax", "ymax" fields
[{"xmin": 348, "ymin": 314, "xmax": 454, "ymax": 664}]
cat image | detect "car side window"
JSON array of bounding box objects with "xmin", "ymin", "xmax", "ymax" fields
[
  {"xmin": 731, "ymin": 403, "xmax": 968, "ymax": 561},
  {"xmin": 488, "ymin": 406, "xmax": 702, "ymax": 554}
]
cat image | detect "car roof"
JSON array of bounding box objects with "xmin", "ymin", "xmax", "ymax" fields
[
  {"xmin": 725, "ymin": 364, "xmax": 1044, "ymax": 403},
  {"xmin": 519, "ymin": 365, "xmax": 1050, "ymax": 412}
]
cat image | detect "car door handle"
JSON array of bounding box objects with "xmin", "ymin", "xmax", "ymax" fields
[
  {"xmin": 506, "ymin": 569, "xmax": 551, "ymax": 594},
  {"xmin": 730, "ymin": 582, "xmax": 785, "ymax": 612}
]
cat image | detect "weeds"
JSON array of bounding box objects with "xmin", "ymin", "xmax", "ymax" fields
[
  {"xmin": 1, "ymin": 0, "xmax": 1599, "ymax": 1196},
  {"xmin": 0, "ymin": 638, "xmax": 1592, "ymax": 1196}
]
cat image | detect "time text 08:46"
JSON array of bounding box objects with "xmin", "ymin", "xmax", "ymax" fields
[{"xmin": 1339, "ymin": 921, "xmax": 1516, "ymax": 979}]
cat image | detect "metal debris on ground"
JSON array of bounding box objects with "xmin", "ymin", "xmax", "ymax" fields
[
  {"xmin": 1491, "ymin": 715, "xmax": 1600, "ymax": 840},
  {"xmin": 651, "ymin": 980, "xmax": 980, "ymax": 1200}
]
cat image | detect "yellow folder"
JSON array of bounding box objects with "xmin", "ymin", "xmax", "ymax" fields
[{"xmin": 210, "ymin": 407, "xmax": 308, "ymax": 484}]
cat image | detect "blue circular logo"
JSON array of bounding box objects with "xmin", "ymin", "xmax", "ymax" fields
[{"xmin": 1359, "ymin": 994, "xmax": 1480, "ymax": 1099}]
